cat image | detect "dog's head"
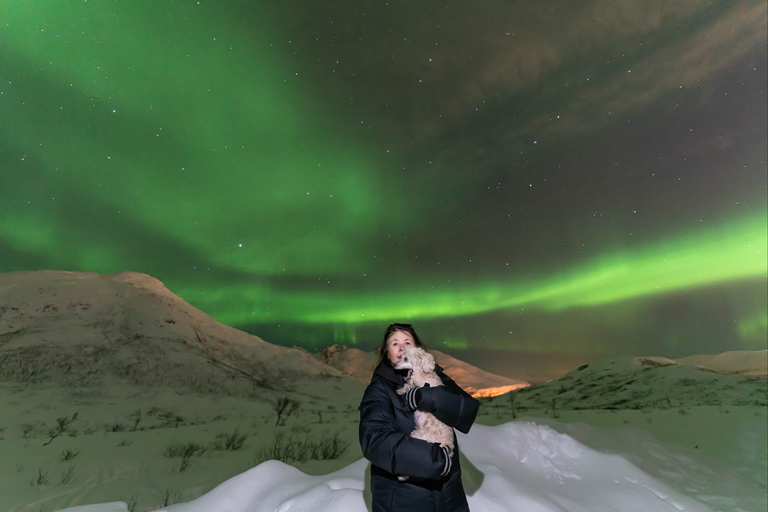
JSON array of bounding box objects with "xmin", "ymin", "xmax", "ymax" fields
[{"xmin": 393, "ymin": 346, "xmax": 435, "ymax": 377}]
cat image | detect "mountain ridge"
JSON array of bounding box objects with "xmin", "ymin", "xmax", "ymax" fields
[{"xmin": 0, "ymin": 271, "xmax": 357, "ymax": 399}]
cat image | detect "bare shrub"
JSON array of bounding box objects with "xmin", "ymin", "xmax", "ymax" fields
[
  {"xmin": 121, "ymin": 495, "xmax": 139, "ymax": 512},
  {"xmin": 253, "ymin": 431, "xmax": 349, "ymax": 465},
  {"xmin": 163, "ymin": 441, "xmax": 207, "ymax": 459},
  {"xmin": 157, "ymin": 489, "xmax": 182, "ymax": 507},
  {"xmin": 130, "ymin": 409, "xmax": 142, "ymax": 431},
  {"xmin": 274, "ymin": 396, "xmax": 300, "ymax": 426},
  {"xmin": 106, "ymin": 421, "xmax": 126, "ymax": 433},
  {"xmin": 164, "ymin": 440, "xmax": 207, "ymax": 473},
  {"xmin": 60, "ymin": 464, "xmax": 76, "ymax": 485},
  {"xmin": 30, "ymin": 468, "xmax": 49, "ymax": 487},
  {"xmin": 304, "ymin": 432, "xmax": 348, "ymax": 460},
  {"xmin": 44, "ymin": 413, "xmax": 78, "ymax": 446},
  {"xmin": 21, "ymin": 424, "xmax": 35, "ymax": 439},
  {"xmin": 551, "ymin": 398, "xmax": 560, "ymax": 419},
  {"xmin": 212, "ymin": 428, "xmax": 248, "ymax": 451},
  {"xmin": 60, "ymin": 448, "xmax": 79, "ymax": 462}
]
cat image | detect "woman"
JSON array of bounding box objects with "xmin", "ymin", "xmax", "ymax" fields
[{"xmin": 359, "ymin": 323, "xmax": 479, "ymax": 512}]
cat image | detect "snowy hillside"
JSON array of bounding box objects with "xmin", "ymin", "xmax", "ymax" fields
[
  {"xmin": 0, "ymin": 271, "xmax": 362, "ymax": 398},
  {"xmin": 317, "ymin": 343, "xmax": 529, "ymax": 397},
  {"xmin": 483, "ymin": 355, "xmax": 767, "ymax": 412}
]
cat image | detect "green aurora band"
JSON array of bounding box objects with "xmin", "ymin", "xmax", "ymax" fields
[{"xmin": 179, "ymin": 212, "xmax": 766, "ymax": 325}]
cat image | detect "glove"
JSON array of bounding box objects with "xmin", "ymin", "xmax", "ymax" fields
[{"xmin": 404, "ymin": 383, "xmax": 439, "ymax": 412}]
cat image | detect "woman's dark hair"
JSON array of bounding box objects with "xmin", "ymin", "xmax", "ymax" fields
[{"xmin": 377, "ymin": 323, "xmax": 426, "ymax": 365}]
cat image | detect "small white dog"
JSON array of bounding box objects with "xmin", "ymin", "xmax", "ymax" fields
[{"xmin": 394, "ymin": 346, "xmax": 455, "ymax": 463}]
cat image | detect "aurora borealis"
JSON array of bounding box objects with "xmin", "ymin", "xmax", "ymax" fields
[{"xmin": 2, "ymin": 1, "xmax": 766, "ymax": 365}]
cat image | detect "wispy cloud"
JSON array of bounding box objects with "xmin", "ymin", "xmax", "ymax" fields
[{"xmin": 499, "ymin": 2, "xmax": 767, "ymax": 141}]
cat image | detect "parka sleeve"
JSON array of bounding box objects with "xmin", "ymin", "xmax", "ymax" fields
[
  {"xmin": 359, "ymin": 379, "xmax": 450, "ymax": 480},
  {"xmin": 406, "ymin": 373, "xmax": 479, "ymax": 434}
]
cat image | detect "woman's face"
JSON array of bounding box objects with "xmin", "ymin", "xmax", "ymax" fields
[{"xmin": 386, "ymin": 330, "xmax": 414, "ymax": 364}]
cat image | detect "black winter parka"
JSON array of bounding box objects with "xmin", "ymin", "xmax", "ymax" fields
[{"xmin": 359, "ymin": 359, "xmax": 480, "ymax": 512}]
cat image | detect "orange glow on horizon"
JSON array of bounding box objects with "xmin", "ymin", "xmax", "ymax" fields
[{"xmin": 466, "ymin": 383, "xmax": 529, "ymax": 398}]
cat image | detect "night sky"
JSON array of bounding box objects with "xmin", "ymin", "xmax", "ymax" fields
[{"xmin": 2, "ymin": 1, "xmax": 766, "ymax": 366}]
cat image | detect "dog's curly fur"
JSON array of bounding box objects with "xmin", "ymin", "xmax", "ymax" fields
[{"xmin": 394, "ymin": 346, "xmax": 455, "ymax": 458}]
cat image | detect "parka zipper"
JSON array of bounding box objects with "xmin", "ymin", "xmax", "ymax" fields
[{"xmin": 388, "ymin": 480, "xmax": 397, "ymax": 512}]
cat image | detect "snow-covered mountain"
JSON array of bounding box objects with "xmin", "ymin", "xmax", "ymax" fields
[
  {"xmin": 0, "ymin": 271, "xmax": 362, "ymax": 399},
  {"xmin": 316, "ymin": 343, "xmax": 529, "ymax": 397},
  {"xmin": 678, "ymin": 350, "xmax": 767, "ymax": 377}
]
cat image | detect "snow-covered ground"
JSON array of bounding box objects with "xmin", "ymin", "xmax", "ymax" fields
[
  {"xmin": 3, "ymin": 385, "xmax": 763, "ymax": 512},
  {"xmin": 49, "ymin": 410, "xmax": 766, "ymax": 512}
]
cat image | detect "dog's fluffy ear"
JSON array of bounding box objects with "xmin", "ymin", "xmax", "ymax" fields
[{"xmin": 416, "ymin": 349, "xmax": 435, "ymax": 371}]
